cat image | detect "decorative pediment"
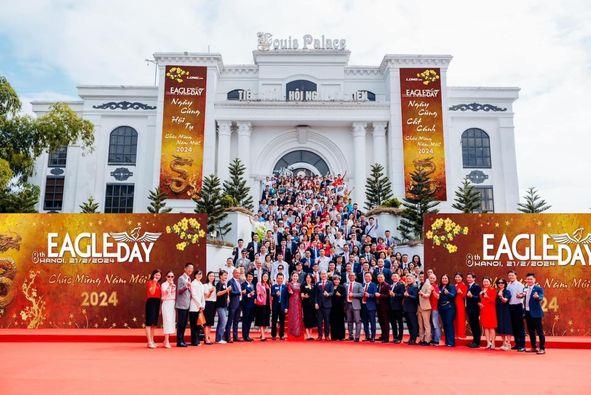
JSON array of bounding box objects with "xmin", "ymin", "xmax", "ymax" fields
[
  {"xmin": 449, "ymin": 103, "xmax": 507, "ymax": 112},
  {"xmin": 92, "ymin": 101, "xmax": 156, "ymax": 110}
]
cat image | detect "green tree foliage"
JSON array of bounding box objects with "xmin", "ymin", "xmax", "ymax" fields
[
  {"xmin": 222, "ymin": 158, "xmax": 254, "ymax": 210},
  {"xmin": 398, "ymin": 162, "xmax": 439, "ymax": 240},
  {"xmin": 80, "ymin": 196, "xmax": 100, "ymax": 213},
  {"xmin": 147, "ymin": 187, "xmax": 172, "ymax": 213},
  {"xmin": 452, "ymin": 178, "xmax": 482, "ymax": 213},
  {"xmin": 364, "ymin": 163, "xmax": 393, "ymax": 210},
  {"xmin": 0, "ymin": 184, "xmax": 39, "ymax": 213},
  {"xmin": 517, "ymin": 187, "xmax": 551, "ymax": 213},
  {"xmin": 194, "ymin": 174, "xmax": 231, "ymax": 238}
]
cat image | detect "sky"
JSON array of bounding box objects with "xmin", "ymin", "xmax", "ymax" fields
[{"xmin": 0, "ymin": 0, "xmax": 590, "ymax": 211}]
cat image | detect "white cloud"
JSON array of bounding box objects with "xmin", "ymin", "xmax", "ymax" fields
[{"xmin": 1, "ymin": 0, "xmax": 590, "ymax": 211}]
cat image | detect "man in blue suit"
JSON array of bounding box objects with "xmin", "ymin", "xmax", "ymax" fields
[
  {"xmin": 465, "ymin": 273, "xmax": 482, "ymax": 348},
  {"xmin": 520, "ymin": 273, "xmax": 546, "ymax": 354},
  {"xmin": 241, "ymin": 272, "xmax": 256, "ymax": 342},
  {"xmin": 361, "ymin": 272, "xmax": 377, "ymax": 342},
  {"xmin": 403, "ymin": 273, "xmax": 419, "ymax": 345},
  {"xmin": 225, "ymin": 268, "xmax": 243, "ymax": 342},
  {"xmin": 271, "ymin": 273, "xmax": 290, "ymax": 340},
  {"xmin": 315, "ymin": 270, "xmax": 334, "ymax": 340}
]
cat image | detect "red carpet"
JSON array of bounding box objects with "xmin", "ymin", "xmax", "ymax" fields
[
  {"xmin": 1, "ymin": 328, "xmax": 591, "ymax": 349},
  {"xmin": 0, "ymin": 340, "xmax": 589, "ymax": 394}
]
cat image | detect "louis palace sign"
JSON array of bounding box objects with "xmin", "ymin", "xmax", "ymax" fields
[{"xmin": 257, "ymin": 32, "xmax": 347, "ymax": 51}]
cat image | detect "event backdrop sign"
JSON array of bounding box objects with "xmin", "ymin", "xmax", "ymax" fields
[
  {"xmin": 424, "ymin": 213, "xmax": 591, "ymax": 336},
  {"xmin": 159, "ymin": 65, "xmax": 207, "ymax": 199},
  {"xmin": 400, "ymin": 68, "xmax": 447, "ymax": 201},
  {"xmin": 0, "ymin": 214, "xmax": 206, "ymax": 329}
]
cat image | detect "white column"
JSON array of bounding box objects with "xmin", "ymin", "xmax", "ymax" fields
[
  {"xmin": 216, "ymin": 121, "xmax": 232, "ymax": 182},
  {"xmin": 372, "ymin": 122, "xmax": 388, "ymax": 171},
  {"xmin": 352, "ymin": 122, "xmax": 367, "ymax": 206},
  {"xmin": 237, "ymin": 121, "xmax": 252, "ymax": 180}
]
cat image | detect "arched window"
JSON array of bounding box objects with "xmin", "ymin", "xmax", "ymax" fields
[
  {"xmin": 286, "ymin": 80, "xmax": 317, "ymax": 101},
  {"xmin": 461, "ymin": 128, "xmax": 491, "ymax": 168},
  {"xmin": 273, "ymin": 150, "xmax": 329, "ymax": 175},
  {"xmin": 108, "ymin": 126, "xmax": 138, "ymax": 165},
  {"xmin": 227, "ymin": 89, "xmax": 243, "ymax": 100}
]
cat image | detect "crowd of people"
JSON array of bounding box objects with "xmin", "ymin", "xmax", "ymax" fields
[{"xmin": 144, "ymin": 174, "xmax": 546, "ymax": 355}]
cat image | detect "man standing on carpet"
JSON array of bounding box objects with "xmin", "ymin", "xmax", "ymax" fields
[
  {"xmin": 389, "ymin": 273, "xmax": 405, "ymax": 344},
  {"xmin": 361, "ymin": 271, "xmax": 377, "ymax": 342},
  {"xmin": 241, "ymin": 272, "xmax": 256, "ymax": 342},
  {"xmin": 344, "ymin": 272, "xmax": 363, "ymax": 342},
  {"xmin": 175, "ymin": 263, "xmax": 194, "ymax": 347},
  {"xmin": 520, "ymin": 273, "xmax": 546, "ymax": 354},
  {"xmin": 465, "ymin": 273, "xmax": 482, "ymax": 348},
  {"xmin": 315, "ymin": 270, "xmax": 334, "ymax": 340},
  {"xmin": 403, "ymin": 274, "xmax": 419, "ymax": 345},
  {"xmin": 271, "ymin": 273, "xmax": 290, "ymax": 340},
  {"xmin": 226, "ymin": 268, "xmax": 243, "ymax": 343},
  {"xmin": 507, "ymin": 270, "xmax": 526, "ymax": 352}
]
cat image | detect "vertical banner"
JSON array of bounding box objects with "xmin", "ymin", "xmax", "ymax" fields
[
  {"xmin": 0, "ymin": 214, "xmax": 207, "ymax": 329},
  {"xmin": 400, "ymin": 68, "xmax": 447, "ymax": 200},
  {"xmin": 424, "ymin": 213, "xmax": 591, "ymax": 335},
  {"xmin": 159, "ymin": 65, "xmax": 207, "ymax": 199}
]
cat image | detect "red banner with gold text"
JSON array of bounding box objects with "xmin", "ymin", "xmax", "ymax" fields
[
  {"xmin": 0, "ymin": 214, "xmax": 206, "ymax": 329},
  {"xmin": 159, "ymin": 65, "xmax": 207, "ymax": 199},
  {"xmin": 425, "ymin": 213, "xmax": 591, "ymax": 335},
  {"xmin": 400, "ymin": 68, "xmax": 446, "ymax": 201}
]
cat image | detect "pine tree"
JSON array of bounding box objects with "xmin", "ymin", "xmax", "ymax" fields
[
  {"xmin": 194, "ymin": 174, "xmax": 231, "ymax": 238},
  {"xmin": 452, "ymin": 178, "xmax": 482, "ymax": 213},
  {"xmin": 517, "ymin": 187, "xmax": 551, "ymax": 213},
  {"xmin": 364, "ymin": 163, "xmax": 393, "ymax": 210},
  {"xmin": 222, "ymin": 158, "xmax": 253, "ymax": 210},
  {"xmin": 80, "ymin": 196, "xmax": 100, "ymax": 213},
  {"xmin": 0, "ymin": 183, "xmax": 39, "ymax": 213},
  {"xmin": 147, "ymin": 186, "xmax": 172, "ymax": 213},
  {"xmin": 397, "ymin": 163, "xmax": 439, "ymax": 240}
]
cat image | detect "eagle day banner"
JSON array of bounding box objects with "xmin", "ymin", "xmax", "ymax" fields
[
  {"xmin": 424, "ymin": 213, "xmax": 591, "ymax": 336},
  {"xmin": 0, "ymin": 214, "xmax": 206, "ymax": 329},
  {"xmin": 159, "ymin": 65, "xmax": 207, "ymax": 199},
  {"xmin": 400, "ymin": 68, "xmax": 447, "ymax": 201}
]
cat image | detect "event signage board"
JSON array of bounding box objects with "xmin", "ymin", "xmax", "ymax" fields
[
  {"xmin": 159, "ymin": 65, "xmax": 207, "ymax": 199},
  {"xmin": 424, "ymin": 213, "xmax": 591, "ymax": 335},
  {"xmin": 0, "ymin": 214, "xmax": 206, "ymax": 329},
  {"xmin": 400, "ymin": 68, "xmax": 447, "ymax": 201}
]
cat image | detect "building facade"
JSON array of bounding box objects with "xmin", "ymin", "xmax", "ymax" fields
[{"xmin": 31, "ymin": 35, "xmax": 520, "ymax": 214}]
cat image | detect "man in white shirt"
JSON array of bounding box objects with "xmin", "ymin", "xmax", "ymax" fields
[
  {"xmin": 271, "ymin": 254, "xmax": 287, "ymax": 283},
  {"xmin": 365, "ymin": 217, "xmax": 379, "ymax": 242},
  {"xmin": 506, "ymin": 270, "xmax": 526, "ymax": 352},
  {"xmin": 316, "ymin": 249, "xmax": 331, "ymax": 272}
]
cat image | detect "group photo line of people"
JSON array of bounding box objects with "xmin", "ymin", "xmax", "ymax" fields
[{"xmin": 144, "ymin": 174, "xmax": 546, "ymax": 355}]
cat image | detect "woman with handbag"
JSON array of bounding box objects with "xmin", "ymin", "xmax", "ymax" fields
[
  {"xmin": 254, "ymin": 272, "xmax": 271, "ymax": 341},
  {"xmin": 189, "ymin": 270, "xmax": 205, "ymax": 346}
]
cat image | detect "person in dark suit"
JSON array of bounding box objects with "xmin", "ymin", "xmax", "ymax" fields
[
  {"xmin": 225, "ymin": 268, "xmax": 243, "ymax": 342},
  {"xmin": 278, "ymin": 239, "xmax": 293, "ymax": 265},
  {"xmin": 403, "ymin": 273, "xmax": 419, "ymax": 345},
  {"xmin": 372, "ymin": 259, "xmax": 392, "ymax": 285},
  {"xmin": 247, "ymin": 234, "xmax": 261, "ymax": 261},
  {"xmin": 270, "ymin": 273, "xmax": 290, "ymax": 340},
  {"xmin": 314, "ymin": 270, "xmax": 334, "ymax": 340},
  {"xmin": 389, "ymin": 273, "xmax": 405, "ymax": 343},
  {"xmin": 241, "ymin": 272, "xmax": 256, "ymax": 342},
  {"xmin": 232, "ymin": 239, "xmax": 245, "ymax": 263},
  {"xmin": 330, "ymin": 274, "xmax": 346, "ymax": 341},
  {"xmin": 438, "ymin": 274, "xmax": 457, "ymax": 347},
  {"xmin": 465, "ymin": 273, "xmax": 482, "ymax": 348},
  {"xmin": 361, "ymin": 271, "xmax": 378, "ymax": 342},
  {"xmin": 520, "ymin": 273, "xmax": 546, "ymax": 354},
  {"xmin": 375, "ymin": 273, "xmax": 391, "ymax": 342}
]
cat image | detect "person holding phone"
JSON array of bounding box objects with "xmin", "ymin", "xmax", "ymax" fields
[{"xmin": 160, "ymin": 271, "xmax": 176, "ymax": 349}]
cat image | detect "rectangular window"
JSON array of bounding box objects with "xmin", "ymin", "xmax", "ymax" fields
[
  {"xmin": 104, "ymin": 184, "xmax": 135, "ymax": 213},
  {"xmin": 474, "ymin": 186, "xmax": 494, "ymax": 213},
  {"xmin": 43, "ymin": 176, "xmax": 65, "ymax": 211},
  {"xmin": 48, "ymin": 147, "xmax": 68, "ymax": 167}
]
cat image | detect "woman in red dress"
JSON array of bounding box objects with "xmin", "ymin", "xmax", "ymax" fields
[
  {"xmin": 479, "ymin": 277, "xmax": 498, "ymax": 349},
  {"xmin": 454, "ymin": 273, "xmax": 467, "ymax": 339},
  {"xmin": 287, "ymin": 272, "xmax": 304, "ymax": 338}
]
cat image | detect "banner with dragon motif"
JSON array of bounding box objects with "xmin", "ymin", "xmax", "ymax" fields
[
  {"xmin": 400, "ymin": 68, "xmax": 447, "ymax": 201},
  {"xmin": 159, "ymin": 65, "xmax": 207, "ymax": 199},
  {"xmin": 424, "ymin": 213, "xmax": 591, "ymax": 336},
  {"xmin": 0, "ymin": 214, "xmax": 206, "ymax": 329}
]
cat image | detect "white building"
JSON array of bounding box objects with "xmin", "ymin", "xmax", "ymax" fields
[{"xmin": 31, "ymin": 34, "xmax": 519, "ymax": 215}]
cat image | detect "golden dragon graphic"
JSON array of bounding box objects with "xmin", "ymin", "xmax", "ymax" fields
[{"xmin": 168, "ymin": 155, "xmax": 193, "ymax": 194}]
